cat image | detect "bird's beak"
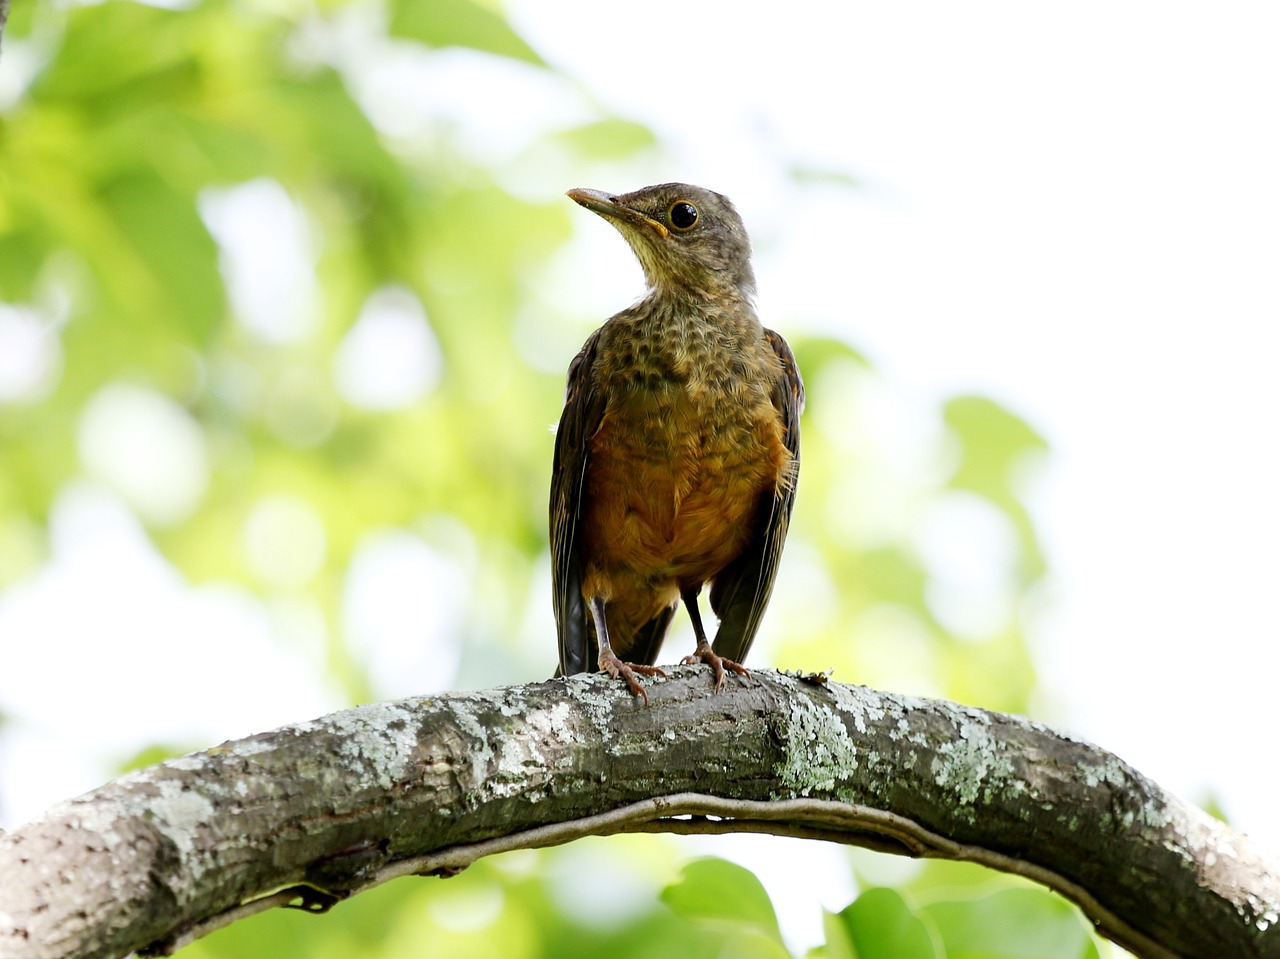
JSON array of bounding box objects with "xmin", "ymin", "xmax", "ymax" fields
[{"xmin": 566, "ymin": 188, "xmax": 669, "ymax": 239}]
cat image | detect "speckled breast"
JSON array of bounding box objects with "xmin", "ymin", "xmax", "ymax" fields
[{"xmin": 581, "ymin": 310, "xmax": 789, "ymax": 584}]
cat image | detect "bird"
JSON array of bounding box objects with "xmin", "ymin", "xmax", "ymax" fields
[{"xmin": 550, "ymin": 182, "xmax": 804, "ymax": 702}]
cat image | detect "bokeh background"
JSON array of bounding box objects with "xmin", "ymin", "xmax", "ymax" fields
[{"xmin": 1, "ymin": 1, "xmax": 1277, "ymax": 956}]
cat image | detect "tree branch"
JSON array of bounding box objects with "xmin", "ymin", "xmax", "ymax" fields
[{"xmin": 1, "ymin": 669, "xmax": 1276, "ymax": 959}]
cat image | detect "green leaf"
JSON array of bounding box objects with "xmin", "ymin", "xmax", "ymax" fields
[
  {"xmin": 553, "ymin": 119, "xmax": 657, "ymax": 160},
  {"xmin": 1198, "ymin": 790, "xmax": 1231, "ymax": 824},
  {"xmin": 2, "ymin": 0, "xmax": 36, "ymax": 42},
  {"xmin": 269, "ymin": 71, "xmax": 413, "ymax": 278},
  {"xmin": 830, "ymin": 888, "xmax": 940, "ymax": 959},
  {"xmin": 943, "ymin": 394, "xmax": 1049, "ymax": 580},
  {"xmin": 716, "ymin": 931, "xmax": 794, "ymax": 959},
  {"xmin": 0, "ymin": 229, "xmax": 47, "ymax": 301},
  {"xmin": 789, "ymin": 166, "xmax": 862, "ymax": 190},
  {"xmin": 30, "ymin": 1, "xmax": 196, "ymax": 103},
  {"xmin": 389, "ymin": 0, "xmax": 545, "ymax": 65},
  {"xmin": 943, "ymin": 394, "xmax": 1047, "ymax": 502},
  {"xmin": 821, "ymin": 909, "xmax": 858, "ymax": 959},
  {"xmin": 660, "ymin": 857, "xmax": 783, "ymax": 943},
  {"xmin": 97, "ymin": 169, "xmax": 223, "ymax": 342},
  {"xmin": 116, "ymin": 742, "xmax": 196, "ymax": 775},
  {"xmin": 789, "ymin": 336, "xmax": 870, "ymax": 379},
  {"xmin": 272, "ymin": 72, "xmax": 403, "ymax": 187},
  {"xmin": 922, "ymin": 887, "xmax": 1100, "ymax": 959}
]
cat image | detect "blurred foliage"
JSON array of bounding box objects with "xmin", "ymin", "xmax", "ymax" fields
[
  {"xmin": 819, "ymin": 878, "xmax": 1101, "ymax": 959},
  {"xmin": 0, "ymin": 0, "xmax": 1115, "ymax": 956},
  {"xmin": 389, "ymin": 0, "xmax": 544, "ymax": 64},
  {"xmin": 180, "ymin": 852, "xmax": 1105, "ymax": 959}
]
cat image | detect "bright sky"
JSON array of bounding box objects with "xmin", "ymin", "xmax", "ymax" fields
[
  {"xmin": 511, "ymin": 0, "xmax": 1280, "ymax": 819},
  {"xmin": 509, "ymin": 0, "xmax": 1280, "ymax": 894},
  {"xmin": 1, "ymin": 2, "xmax": 1278, "ymax": 954}
]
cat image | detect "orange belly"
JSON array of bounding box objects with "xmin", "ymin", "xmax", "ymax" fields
[{"xmin": 579, "ymin": 385, "xmax": 789, "ymax": 641}]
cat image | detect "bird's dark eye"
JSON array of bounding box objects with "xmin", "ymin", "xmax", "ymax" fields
[{"xmin": 668, "ymin": 201, "xmax": 698, "ymax": 231}]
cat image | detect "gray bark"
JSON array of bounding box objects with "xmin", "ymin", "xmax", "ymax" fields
[{"xmin": 0, "ymin": 669, "xmax": 1276, "ymax": 959}]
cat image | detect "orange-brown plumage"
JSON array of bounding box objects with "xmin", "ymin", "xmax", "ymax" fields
[{"xmin": 551, "ymin": 184, "xmax": 803, "ymax": 700}]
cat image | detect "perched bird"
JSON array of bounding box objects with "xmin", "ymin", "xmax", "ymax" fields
[{"xmin": 551, "ymin": 183, "xmax": 804, "ymax": 701}]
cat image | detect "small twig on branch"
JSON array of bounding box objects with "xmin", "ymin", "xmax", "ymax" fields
[{"xmin": 0, "ymin": 669, "xmax": 1276, "ymax": 959}]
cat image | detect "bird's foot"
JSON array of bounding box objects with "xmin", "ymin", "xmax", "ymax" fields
[
  {"xmin": 681, "ymin": 641, "xmax": 750, "ymax": 692},
  {"xmin": 600, "ymin": 651, "xmax": 667, "ymax": 704}
]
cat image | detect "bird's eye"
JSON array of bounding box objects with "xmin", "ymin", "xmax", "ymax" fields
[{"xmin": 668, "ymin": 201, "xmax": 698, "ymax": 231}]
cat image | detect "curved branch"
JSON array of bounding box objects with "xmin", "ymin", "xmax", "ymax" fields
[{"xmin": 0, "ymin": 670, "xmax": 1276, "ymax": 959}]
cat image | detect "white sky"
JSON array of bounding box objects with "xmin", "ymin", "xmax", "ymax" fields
[
  {"xmin": 508, "ymin": 0, "xmax": 1280, "ymax": 904},
  {"xmin": 1, "ymin": 2, "xmax": 1277, "ymax": 954},
  {"xmin": 511, "ymin": 0, "xmax": 1280, "ymax": 824}
]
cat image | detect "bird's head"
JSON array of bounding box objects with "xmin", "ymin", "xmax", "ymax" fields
[{"xmin": 567, "ymin": 183, "xmax": 756, "ymax": 301}]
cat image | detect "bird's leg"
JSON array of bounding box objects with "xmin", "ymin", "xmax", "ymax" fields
[
  {"xmin": 589, "ymin": 595, "xmax": 666, "ymax": 704},
  {"xmin": 679, "ymin": 586, "xmax": 750, "ymax": 692}
]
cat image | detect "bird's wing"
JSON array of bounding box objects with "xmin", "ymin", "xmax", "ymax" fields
[
  {"xmin": 708, "ymin": 328, "xmax": 804, "ymax": 662},
  {"xmin": 551, "ymin": 329, "xmax": 606, "ymax": 676}
]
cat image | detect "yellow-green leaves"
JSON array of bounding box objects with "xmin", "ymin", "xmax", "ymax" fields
[
  {"xmin": 822, "ymin": 883, "xmax": 1101, "ymax": 959},
  {"xmin": 661, "ymin": 857, "xmax": 784, "ymax": 944},
  {"xmin": 553, "ymin": 119, "xmax": 658, "ymax": 161},
  {"xmin": 389, "ymin": 0, "xmax": 545, "ymax": 66},
  {"xmin": 825, "ymin": 887, "xmax": 940, "ymax": 959}
]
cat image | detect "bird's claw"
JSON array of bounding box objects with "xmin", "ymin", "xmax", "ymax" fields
[
  {"xmin": 600, "ymin": 652, "xmax": 667, "ymax": 704},
  {"xmin": 682, "ymin": 643, "xmax": 750, "ymax": 692}
]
